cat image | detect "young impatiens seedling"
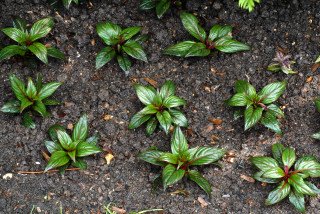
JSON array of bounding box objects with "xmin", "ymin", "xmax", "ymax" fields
[
  {"xmin": 0, "ymin": 17, "xmax": 64, "ymax": 64},
  {"xmin": 1, "ymin": 74, "xmax": 61, "ymax": 129},
  {"xmin": 44, "ymin": 114, "xmax": 103, "ymax": 174},
  {"xmin": 267, "ymin": 50, "xmax": 296, "ymax": 74},
  {"xmin": 226, "ymin": 80, "xmax": 286, "ymax": 134},
  {"xmin": 164, "ymin": 12, "xmax": 250, "ymax": 58},
  {"xmin": 96, "ymin": 21, "xmax": 148, "ymax": 74},
  {"xmin": 140, "ymin": 0, "xmax": 183, "ymax": 19},
  {"xmin": 129, "ymin": 80, "xmax": 187, "ymax": 135},
  {"xmin": 251, "ymin": 143, "xmax": 320, "ymax": 213},
  {"xmin": 311, "ymin": 98, "xmax": 320, "ymax": 140},
  {"xmin": 139, "ymin": 127, "xmax": 226, "ymax": 194},
  {"xmin": 238, "ymin": 0, "xmax": 261, "ymax": 12}
]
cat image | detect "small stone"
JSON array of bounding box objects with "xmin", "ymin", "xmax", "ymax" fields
[{"xmin": 2, "ymin": 173, "xmax": 13, "ymax": 180}]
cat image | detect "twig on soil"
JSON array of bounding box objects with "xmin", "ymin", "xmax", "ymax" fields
[{"xmin": 17, "ymin": 168, "xmax": 80, "ymax": 174}]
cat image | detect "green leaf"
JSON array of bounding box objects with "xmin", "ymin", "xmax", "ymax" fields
[
  {"xmin": 134, "ymin": 84, "xmax": 156, "ymax": 105},
  {"xmin": 72, "ymin": 158, "xmax": 87, "ymax": 169},
  {"xmin": 2, "ymin": 28, "xmax": 26, "ymax": 43},
  {"xmin": 215, "ymin": 37, "xmax": 250, "ymax": 53},
  {"xmin": 258, "ymin": 81, "xmax": 286, "ymax": 104},
  {"xmin": 272, "ymin": 143, "xmax": 285, "ymax": 165},
  {"xmin": 68, "ymin": 150, "xmax": 76, "ymax": 162},
  {"xmin": 189, "ymin": 147, "xmax": 225, "ymax": 165},
  {"xmin": 26, "ymin": 78, "xmax": 37, "ymax": 98},
  {"xmin": 133, "ymin": 34, "xmax": 149, "ymax": 44},
  {"xmin": 156, "ymin": 0, "xmax": 170, "ymax": 19},
  {"xmin": 295, "ymin": 158, "xmax": 320, "ymax": 178},
  {"xmin": 180, "ymin": 12, "xmax": 206, "ymax": 41},
  {"xmin": 76, "ymin": 141, "xmax": 102, "ymax": 157},
  {"xmin": 260, "ymin": 111, "xmax": 282, "ymax": 134},
  {"xmin": 95, "ymin": 47, "xmax": 116, "ymax": 69},
  {"xmin": 188, "ymin": 170, "xmax": 212, "ymax": 195},
  {"xmin": 262, "ymin": 167, "xmax": 285, "ymax": 179},
  {"xmin": 9, "ymin": 74, "xmax": 27, "ymax": 102},
  {"xmin": 22, "ymin": 112, "xmax": 36, "ymax": 129},
  {"xmin": 235, "ymin": 80, "xmax": 256, "ymax": 97},
  {"xmin": 289, "ymin": 190, "xmax": 305, "ymax": 213},
  {"xmin": 72, "ymin": 114, "xmax": 88, "ymax": 142},
  {"xmin": 226, "ymin": 93, "xmax": 248, "ymax": 106},
  {"xmin": 96, "ymin": 22, "xmax": 122, "ymax": 45},
  {"xmin": 62, "ymin": 0, "xmax": 74, "ymax": 9},
  {"xmin": 37, "ymin": 82, "xmax": 61, "ymax": 100},
  {"xmin": 158, "ymin": 153, "xmax": 178, "ymax": 164},
  {"xmin": 267, "ymin": 63, "xmax": 281, "ymax": 72},
  {"xmin": 0, "ymin": 45, "xmax": 26, "ymax": 60},
  {"xmin": 156, "ymin": 110, "xmax": 172, "ymax": 134},
  {"xmin": 315, "ymin": 98, "xmax": 320, "ymax": 112},
  {"xmin": 171, "ymin": 127, "xmax": 188, "ymax": 155},
  {"xmin": 129, "ymin": 112, "xmax": 151, "ymax": 129},
  {"xmin": 185, "ymin": 43, "xmax": 210, "ymax": 57},
  {"xmin": 57, "ymin": 130, "xmax": 74, "ymax": 151},
  {"xmin": 250, "ymin": 156, "xmax": 279, "ymax": 171},
  {"xmin": 13, "ymin": 18, "xmax": 27, "ymax": 32},
  {"xmin": 44, "ymin": 151, "xmax": 70, "ymax": 172},
  {"xmin": 305, "ymin": 181, "xmax": 320, "ymax": 194},
  {"xmin": 282, "ymin": 147, "xmax": 296, "ymax": 168},
  {"xmin": 35, "ymin": 74, "xmax": 43, "ymax": 91},
  {"xmin": 47, "ymin": 47, "xmax": 65, "ymax": 60},
  {"xmin": 311, "ymin": 132, "xmax": 320, "ymax": 140},
  {"xmin": 44, "ymin": 140, "xmax": 63, "ymax": 154},
  {"xmin": 28, "ymin": 42, "xmax": 48, "ymax": 64},
  {"xmin": 48, "ymin": 124, "xmax": 66, "ymax": 142},
  {"xmin": 139, "ymin": 149, "xmax": 166, "ymax": 166},
  {"xmin": 162, "ymin": 164, "xmax": 185, "ymax": 189},
  {"xmin": 265, "ymin": 181, "xmax": 290, "ymax": 205},
  {"xmin": 138, "ymin": 105, "xmax": 158, "ymax": 115},
  {"xmin": 1, "ymin": 100, "xmax": 20, "ymax": 113},
  {"xmin": 316, "ymin": 55, "xmax": 320, "ymax": 63},
  {"xmin": 288, "ymin": 174, "xmax": 316, "ymax": 196},
  {"xmin": 42, "ymin": 99, "xmax": 60, "ymax": 106},
  {"xmin": 169, "ymin": 109, "xmax": 188, "ymax": 127},
  {"xmin": 122, "ymin": 40, "xmax": 147, "ymax": 62},
  {"xmin": 208, "ymin": 25, "xmax": 232, "ymax": 41},
  {"xmin": 20, "ymin": 98, "xmax": 33, "ymax": 112},
  {"xmin": 29, "ymin": 17, "xmax": 54, "ymax": 41},
  {"xmin": 253, "ymin": 171, "xmax": 281, "ymax": 183},
  {"xmin": 86, "ymin": 131, "xmax": 100, "ymax": 145},
  {"xmin": 140, "ymin": 0, "xmax": 156, "ymax": 10},
  {"xmin": 164, "ymin": 41, "xmax": 197, "ymax": 57},
  {"xmin": 163, "ymin": 95, "xmax": 186, "ymax": 108},
  {"xmin": 33, "ymin": 100, "xmax": 48, "ymax": 117},
  {"xmin": 117, "ymin": 54, "xmax": 132, "ymax": 74},
  {"xmin": 121, "ymin": 26, "xmax": 141, "ymax": 40},
  {"xmin": 244, "ymin": 106, "xmax": 263, "ymax": 130},
  {"xmin": 159, "ymin": 80, "xmax": 175, "ymax": 99},
  {"xmin": 267, "ymin": 104, "xmax": 284, "ymax": 118},
  {"xmin": 238, "ymin": 0, "xmax": 260, "ymax": 12},
  {"xmin": 146, "ymin": 117, "xmax": 158, "ymax": 136}
]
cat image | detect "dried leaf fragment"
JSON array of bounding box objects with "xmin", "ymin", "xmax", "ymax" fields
[
  {"xmin": 170, "ymin": 189, "xmax": 189, "ymax": 196},
  {"xmin": 103, "ymin": 114, "xmax": 113, "ymax": 121},
  {"xmin": 143, "ymin": 77, "xmax": 158, "ymax": 88},
  {"xmin": 105, "ymin": 153, "xmax": 114, "ymax": 165},
  {"xmin": 208, "ymin": 118, "xmax": 223, "ymax": 125},
  {"xmin": 111, "ymin": 206, "xmax": 126, "ymax": 214},
  {"xmin": 197, "ymin": 196, "xmax": 208, "ymax": 208},
  {"xmin": 240, "ymin": 174, "xmax": 255, "ymax": 183}
]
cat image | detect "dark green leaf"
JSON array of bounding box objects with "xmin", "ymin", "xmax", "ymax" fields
[
  {"xmin": 315, "ymin": 98, "xmax": 320, "ymax": 112},
  {"xmin": 13, "ymin": 18, "xmax": 27, "ymax": 32},
  {"xmin": 265, "ymin": 181, "xmax": 290, "ymax": 205},
  {"xmin": 272, "ymin": 143, "xmax": 285, "ymax": 165},
  {"xmin": 180, "ymin": 12, "xmax": 206, "ymax": 41},
  {"xmin": 33, "ymin": 100, "xmax": 49, "ymax": 117},
  {"xmin": 171, "ymin": 127, "xmax": 188, "ymax": 155},
  {"xmin": 47, "ymin": 47, "xmax": 65, "ymax": 60},
  {"xmin": 267, "ymin": 63, "xmax": 281, "ymax": 72},
  {"xmin": 117, "ymin": 54, "xmax": 132, "ymax": 74},
  {"xmin": 262, "ymin": 167, "xmax": 285, "ymax": 178},
  {"xmin": 156, "ymin": 0, "xmax": 170, "ymax": 19},
  {"xmin": 258, "ymin": 81, "xmax": 286, "ymax": 104},
  {"xmin": 162, "ymin": 164, "xmax": 185, "ymax": 189},
  {"xmin": 226, "ymin": 93, "xmax": 248, "ymax": 106},
  {"xmin": 156, "ymin": 110, "xmax": 172, "ymax": 134},
  {"xmin": 44, "ymin": 151, "xmax": 70, "ymax": 172},
  {"xmin": 189, "ymin": 147, "xmax": 225, "ymax": 165},
  {"xmin": 146, "ymin": 117, "xmax": 158, "ymax": 136},
  {"xmin": 72, "ymin": 158, "xmax": 87, "ymax": 169},
  {"xmin": 139, "ymin": 149, "xmax": 166, "ymax": 166},
  {"xmin": 235, "ymin": 80, "xmax": 256, "ymax": 96},
  {"xmin": 250, "ymin": 156, "xmax": 279, "ymax": 171},
  {"xmin": 163, "ymin": 95, "xmax": 186, "ymax": 108},
  {"xmin": 185, "ymin": 43, "xmax": 210, "ymax": 57},
  {"xmin": 164, "ymin": 41, "xmax": 197, "ymax": 57},
  {"xmin": 0, "ymin": 45, "xmax": 26, "ymax": 60},
  {"xmin": 129, "ymin": 112, "xmax": 151, "ymax": 129},
  {"xmin": 121, "ymin": 26, "xmax": 141, "ymax": 40},
  {"xmin": 29, "ymin": 18, "xmax": 54, "ymax": 41},
  {"xmin": 288, "ymin": 174, "xmax": 316, "ymax": 196},
  {"xmin": 57, "ymin": 130, "xmax": 74, "ymax": 150},
  {"xmin": 133, "ymin": 34, "xmax": 149, "ymax": 44},
  {"xmin": 95, "ymin": 47, "xmax": 116, "ymax": 69},
  {"xmin": 86, "ymin": 131, "xmax": 100, "ymax": 145},
  {"xmin": 267, "ymin": 104, "xmax": 284, "ymax": 118},
  {"xmin": 2, "ymin": 28, "xmax": 26, "ymax": 43},
  {"xmin": 159, "ymin": 80, "xmax": 175, "ymax": 99},
  {"xmin": 44, "ymin": 140, "xmax": 63, "ymax": 154},
  {"xmin": 253, "ymin": 171, "xmax": 281, "ymax": 183},
  {"xmin": 140, "ymin": 0, "xmax": 156, "ymax": 10},
  {"xmin": 72, "ymin": 114, "xmax": 88, "ymax": 142},
  {"xmin": 188, "ymin": 170, "xmax": 212, "ymax": 195},
  {"xmin": 282, "ymin": 147, "xmax": 296, "ymax": 168},
  {"xmin": 37, "ymin": 82, "xmax": 61, "ymax": 100},
  {"xmin": 244, "ymin": 106, "xmax": 263, "ymax": 131},
  {"xmin": 134, "ymin": 84, "xmax": 156, "ymax": 105},
  {"xmin": 9, "ymin": 74, "xmax": 27, "ymax": 102},
  {"xmin": 215, "ymin": 37, "xmax": 250, "ymax": 53},
  {"xmin": 58, "ymin": 163, "xmax": 69, "ymax": 175},
  {"xmin": 208, "ymin": 25, "xmax": 232, "ymax": 41},
  {"xmin": 122, "ymin": 40, "xmax": 147, "ymax": 62},
  {"xmin": 96, "ymin": 22, "xmax": 122, "ymax": 45},
  {"xmin": 169, "ymin": 109, "xmax": 188, "ymax": 127},
  {"xmin": 289, "ymin": 190, "xmax": 305, "ymax": 213},
  {"xmin": 1, "ymin": 100, "xmax": 20, "ymax": 113},
  {"xmin": 26, "ymin": 78, "xmax": 37, "ymax": 98},
  {"xmin": 22, "ymin": 112, "xmax": 35, "ymax": 129},
  {"xmin": 48, "ymin": 124, "xmax": 66, "ymax": 142},
  {"xmin": 28, "ymin": 42, "xmax": 48, "ymax": 64},
  {"xmin": 62, "ymin": 0, "xmax": 75, "ymax": 9},
  {"xmin": 158, "ymin": 153, "xmax": 178, "ymax": 164},
  {"xmin": 35, "ymin": 74, "xmax": 43, "ymax": 91},
  {"xmin": 138, "ymin": 105, "xmax": 158, "ymax": 115},
  {"xmin": 20, "ymin": 98, "xmax": 33, "ymax": 112},
  {"xmin": 76, "ymin": 141, "xmax": 102, "ymax": 157},
  {"xmin": 260, "ymin": 111, "xmax": 282, "ymax": 134},
  {"xmin": 68, "ymin": 150, "xmax": 76, "ymax": 162}
]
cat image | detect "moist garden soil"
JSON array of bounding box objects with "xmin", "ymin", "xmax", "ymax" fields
[{"xmin": 0, "ymin": 0, "xmax": 320, "ymax": 213}]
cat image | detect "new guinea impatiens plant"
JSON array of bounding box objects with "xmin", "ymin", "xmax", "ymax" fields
[
  {"xmin": 44, "ymin": 114, "xmax": 103, "ymax": 174},
  {"xmin": 0, "ymin": 17, "xmax": 64, "ymax": 64},
  {"xmin": 139, "ymin": 127, "xmax": 226, "ymax": 194},
  {"xmin": 1, "ymin": 74, "xmax": 61, "ymax": 129},
  {"xmin": 129, "ymin": 80, "xmax": 187, "ymax": 135},
  {"xmin": 267, "ymin": 50, "xmax": 296, "ymax": 74},
  {"xmin": 226, "ymin": 80, "xmax": 286, "ymax": 134},
  {"xmin": 96, "ymin": 21, "xmax": 148, "ymax": 74},
  {"xmin": 251, "ymin": 143, "xmax": 320, "ymax": 213},
  {"xmin": 140, "ymin": 0, "xmax": 183, "ymax": 19},
  {"xmin": 238, "ymin": 0, "xmax": 261, "ymax": 12},
  {"xmin": 164, "ymin": 12, "xmax": 250, "ymax": 58}
]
